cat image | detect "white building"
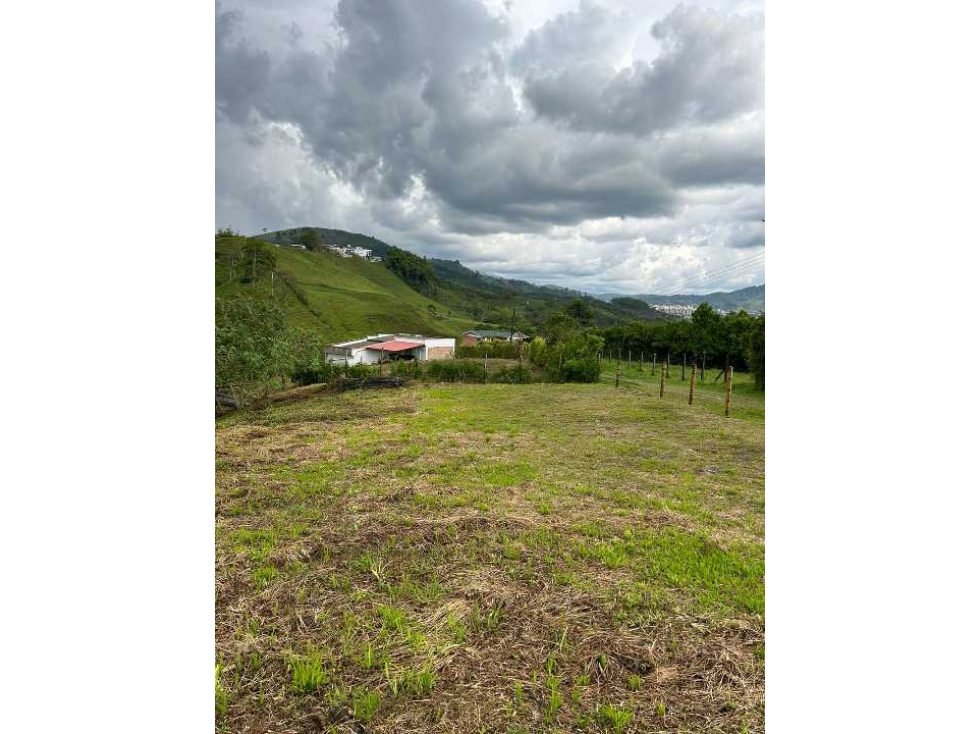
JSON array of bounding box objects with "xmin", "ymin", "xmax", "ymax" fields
[
  {"xmin": 650, "ymin": 303, "xmax": 697, "ymax": 319},
  {"xmin": 324, "ymin": 244, "xmax": 377, "ymax": 261},
  {"xmin": 325, "ymin": 334, "xmax": 455, "ymax": 365}
]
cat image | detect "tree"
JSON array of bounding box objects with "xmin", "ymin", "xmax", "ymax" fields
[
  {"xmin": 385, "ymin": 246, "xmax": 436, "ymax": 295},
  {"xmin": 720, "ymin": 310, "xmax": 756, "ymax": 370},
  {"xmin": 216, "ymin": 298, "xmax": 290, "ymax": 403},
  {"xmin": 298, "ymin": 228, "xmax": 323, "ymax": 251},
  {"xmin": 543, "ymin": 312, "xmax": 576, "ymax": 344},
  {"xmin": 564, "ymin": 298, "xmax": 595, "ymax": 327},
  {"xmin": 239, "ymin": 241, "xmax": 277, "ymax": 283},
  {"xmin": 216, "ymin": 227, "xmax": 239, "ymax": 238},
  {"xmin": 215, "ymin": 298, "xmax": 322, "ymax": 405},
  {"xmin": 690, "ymin": 303, "xmax": 722, "ymax": 361},
  {"xmin": 748, "ymin": 315, "xmax": 765, "ymax": 389}
]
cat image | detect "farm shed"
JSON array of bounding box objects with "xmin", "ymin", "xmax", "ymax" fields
[
  {"xmin": 460, "ymin": 329, "xmax": 529, "ymax": 346},
  {"xmin": 325, "ymin": 334, "xmax": 455, "ymax": 365}
]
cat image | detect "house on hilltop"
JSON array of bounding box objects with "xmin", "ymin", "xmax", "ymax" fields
[
  {"xmin": 460, "ymin": 329, "xmax": 528, "ymax": 347},
  {"xmin": 324, "ymin": 244, "xmax": 380, "ymax": 261},
  {"xmin": 325, "ymin": 334, "xmax": 455, "ymax": 365}
]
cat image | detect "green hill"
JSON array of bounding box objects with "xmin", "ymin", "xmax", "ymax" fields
[
  {"xmin": 250, "ymin": 227, "xmax": 393, "ymax": 257},
  {"xmin": 427, "ymin": 257, "xmax": 669, "ymax": 329},
  {"xmin": 226, "ymin": 226, "xmax": 671, "ymax": 342},
  {"xmin": 216, "ymin": 237, "xmax": 475, "ymax": 343}
]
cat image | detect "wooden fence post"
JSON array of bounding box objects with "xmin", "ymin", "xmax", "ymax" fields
[
  {"xmin": 653, "ymin": 352, "xmax": 657, "ymax": 372},
  {"xmin": 724, "ymin": 366, "xmax": 733, "ymax": 417},
  {"xmin": 659, "ymin": 361, "xmax": 666, "ymax": 398},
  {"xmin": 639, "ymin": 351, "xmax": 644, "ymax": 374},
  {"xmin": 616, "ymin": 353, "xmax": 621, "ymax": 388},
  {"xmin": 628, "ymin": 350, "xmax": 631, "ymax": 368},
  {"xmin": 689, "ymin": 362, "xmax": 696, "ymax": 405},
  {"xmin": 666, "ymin": 352, "xmax": 671, "ymax": 379}
]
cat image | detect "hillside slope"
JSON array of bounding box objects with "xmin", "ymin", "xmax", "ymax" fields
[
  {"xmin": 250, "ymin": 227, "xmax": 394, "ymax": 258},
  {"xmin": 247, "ymin": 227, "xmax": 670, "ymax": 332},
  {"xmin": 216, "ymin": 237, "xmax": 475, "ymax": 343}
]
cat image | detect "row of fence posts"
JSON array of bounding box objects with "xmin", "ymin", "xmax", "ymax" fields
[{"xmin": 605, "ymin": 349, "xmax": 735, "ymax": 416}]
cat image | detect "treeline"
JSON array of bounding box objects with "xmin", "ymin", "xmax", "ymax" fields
[
  {"xmin": 602, "ymin": 304, "xmax": 764, "ymax": 387},
  {"xmin": 385, "ymin": 246, "xmax": 436, "ymax": 295}
]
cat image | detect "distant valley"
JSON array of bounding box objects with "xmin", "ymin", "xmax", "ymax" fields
[{"xmin": 597, "ymin": 285, "xmax": 765, "ymax": 314}]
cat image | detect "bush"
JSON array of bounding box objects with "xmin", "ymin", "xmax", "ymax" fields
[
  {"xmin": 492, "ymin": 364, "xmax": 536, "ymax": 384},
  {"xmin": 425, "ymin": 360, "xmax": 487, "ymax": 383},
  {"xmin": 524, "ymin": 336, "xmax": 547, "ymax": 365},
  {"xmin": 390, "ymin": 361, "xmax": 424, "ymax": 379},
  {"xmin": 560, "ymin": 357, "xmax": 601, "ymax": 383},
  {"xmin": 216, "ymin": 297, "xmax": 293, "ymax": 401},
  {"xmin": 291, "ymin": 362, "xmax": 343, "ymax": 386},
  {"xmin": 344, "ymin": 364, "xmax": 374, "ymax": 379}
]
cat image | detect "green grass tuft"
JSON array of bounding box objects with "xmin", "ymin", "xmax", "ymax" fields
[
  {"xmin": 352, "ymin": 688, "xmax": 381, "ymax": 721},
  {"xmin": 288, "ymin": 651, "xmax": 328, "ymax": 693},
  {"xmin": 596, "ymin": 702, "xmax": 633, "ymax": 733},
  {"xmin": 215, "ymin": 664, "xmax": 227, "ymax": 717}
]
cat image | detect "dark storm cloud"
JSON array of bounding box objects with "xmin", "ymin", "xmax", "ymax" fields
[
  {"xmin": 215, "ymin": 0, "xmax": 765, "ymax": 291},
  {"xmin": 215, "ymin": 4, "xmax": 270, "ymax": 124}
]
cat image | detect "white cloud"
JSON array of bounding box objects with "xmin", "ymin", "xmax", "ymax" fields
[{"xmin": 215, "ymin": 0, "xmax": 765, "ymax": 294}]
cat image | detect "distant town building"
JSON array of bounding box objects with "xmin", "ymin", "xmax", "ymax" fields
[
  {"xmin": 649, "ymin": 303, "xmax": 760, "ymax": 319},
  {"xmin": 650, "ymin": 304, "xmax": 698, "ymax": 319},
  {"xmin": 324, "ymin": 244, "xmax": 379, "ymax": 261}
]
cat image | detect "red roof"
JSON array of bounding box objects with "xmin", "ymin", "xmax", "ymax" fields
[{"xmin": 364, "ymin": 339, "xmax": 423, "ymax": 353}]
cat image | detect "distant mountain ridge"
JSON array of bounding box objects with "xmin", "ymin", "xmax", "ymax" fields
[{"xmin": 598, "ymin": 285, "xmax": 765, "ymax": 313}]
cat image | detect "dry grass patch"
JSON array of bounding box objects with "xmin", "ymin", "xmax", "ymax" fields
[{"xmin": 216, "ymin": 382, "xmax": 764, "ymax": 732}]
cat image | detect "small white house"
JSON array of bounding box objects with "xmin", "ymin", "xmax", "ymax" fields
[{"xmin": 325, "ymin": 334, "xmax": 455, "ymax": 365}]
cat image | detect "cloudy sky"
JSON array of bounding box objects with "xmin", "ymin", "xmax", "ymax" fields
[{"xmin": 216, "ymin": 0, "xmax": 764, "ymax": 294}]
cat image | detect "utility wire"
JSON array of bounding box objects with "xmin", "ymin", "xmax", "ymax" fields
[
  {"xmin": 680, "ymin": 251, "xmax": 765, "ymax": 285},
  {"xmin": 669, "ymin": 252, "xmax": 765, "ymax": 291},
  {"xmin": 667, "ymin": 252, "xmax": 765, "ymax": 294},
  {"xmin": 682, "ymin": 257, "xmax": 765, "ymax": 291}
]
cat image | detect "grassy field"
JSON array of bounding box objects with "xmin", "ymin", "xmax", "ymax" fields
[
  {"xmin": 216, "ymin": 238, "xmax": 476, "ymax": 343},
  {"xmin": 215, "ymin": 373, "xmax": 764, "ymax": 732}
]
